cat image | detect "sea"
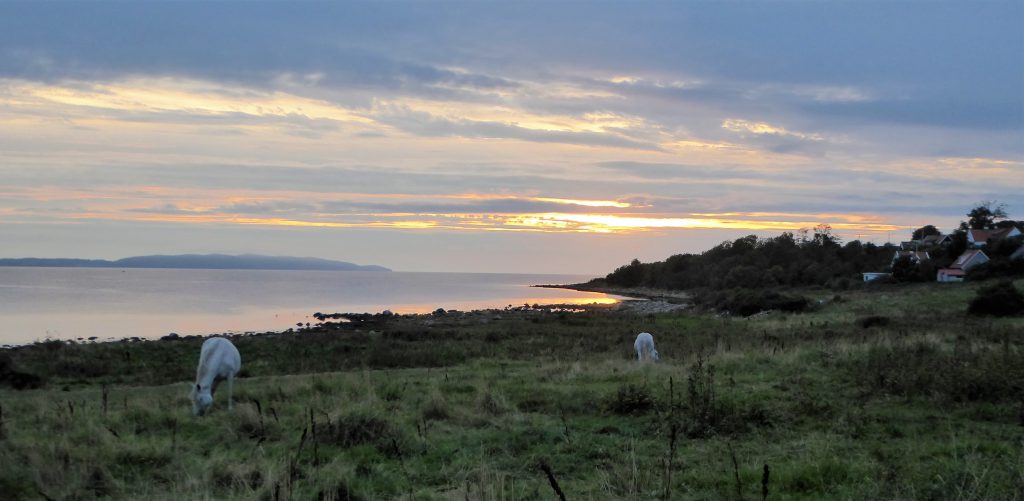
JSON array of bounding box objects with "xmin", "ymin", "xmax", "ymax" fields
[{"xmin": 0, "ymin": 267, "xmax": 617, "ymax": 345}]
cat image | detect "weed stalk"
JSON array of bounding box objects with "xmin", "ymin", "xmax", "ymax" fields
[
  {"xmin": 728, "ymin": 441, "xmax": 744, "ymax": 501},
  {"xmin": 539, "ymin": 460, "xmax": 568, "ymax": 501},
  {"xmin": 663, "ymin": 376, "xmax": 681, "ymax": 501},
  {"xmin": 761, "ymin": 463, "xmax": 770, "ymax": 501}
]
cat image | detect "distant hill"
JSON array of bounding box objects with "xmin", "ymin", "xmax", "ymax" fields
[{"xmin": 0, "ymin": 254, "xmax": 391, "ymax": 272}]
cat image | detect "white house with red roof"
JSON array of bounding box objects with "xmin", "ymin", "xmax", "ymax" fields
[
  {"xmin": 967, "ymin": 227, "xmax": 1022, "ymax": 248},
  {"xmin": 937, "ymin": 249, "xmax": 990, "ymax": 282}
]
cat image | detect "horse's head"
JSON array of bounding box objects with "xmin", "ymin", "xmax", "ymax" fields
[{"xmin": 192, "ymin": 383, "xmax": 213, "ymax": 416}]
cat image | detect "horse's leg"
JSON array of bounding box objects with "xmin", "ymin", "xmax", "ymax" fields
[{"xmin": 227, "ymin": 374, "xmax": 234, "ymax": 410}]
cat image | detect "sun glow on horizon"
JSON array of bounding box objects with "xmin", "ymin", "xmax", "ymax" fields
[
  {"xmin": 2, "ymin": 182, "xmax": 914, "ymax": 239},
  {"xmin": 54, "ymin": 208, "xmax": 903, "ymax": 235}
]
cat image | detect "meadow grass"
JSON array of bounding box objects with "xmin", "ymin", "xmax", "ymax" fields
[{"xmin": 1, "ymin": 279, "xmax": 1023, "ymax": 499}]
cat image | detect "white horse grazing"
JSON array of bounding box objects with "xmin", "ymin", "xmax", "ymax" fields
[
  {"xmin": 634, "ymin": 332, "xmax": 659, "ymax": 362},
  {"xmin": 191, "ymin": 337, "xmax": 241, "ymax": 416}
]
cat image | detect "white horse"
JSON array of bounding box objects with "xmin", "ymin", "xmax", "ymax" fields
[
  {"xmin": 191, "ymin": 337, "xmax": 241, "ymax": 416},
  {"xmin": 634, "ymin": 332, "xmax": 659, "ymax": 362}
]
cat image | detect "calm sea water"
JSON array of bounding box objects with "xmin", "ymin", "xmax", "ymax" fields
[{"xmin": 0, "ymin": 267, "xmax": 612, "ymax": 345}]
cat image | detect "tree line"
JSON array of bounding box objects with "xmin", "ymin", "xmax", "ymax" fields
[{"xmin": 598, "ymin": 202, "xmax": 1023, "ymax": 291}]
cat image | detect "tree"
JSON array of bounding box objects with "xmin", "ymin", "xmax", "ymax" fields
[
  {"xmin": 911, "ymin": 225, "xmax": 940, "ymax": 240},
  {"xmin": 606, "ymin": 258, "xmax": 647, "ymax": 287},
  {"xmin": 995, "ymin": 220, "xmax": 1024, "ymax": 230},
  {"xmin": 811, "ymin": 224, "xmax": 840, "ymax": 248},
  {"xmin": 944, "ymin": 230, "xmax": 968, "ymax": 261},
  {"xmin": 890, "ymin": 255, "xmax": 923, "ymax": 282},
  {"xmin": 964, "ymin": 201, "xmax": 1007, "ymax": 230}
]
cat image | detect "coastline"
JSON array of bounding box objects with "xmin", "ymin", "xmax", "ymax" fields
[
  {"xmin": 0, "ymin": 268, "xmax": 606, "ymax": 346},
  {"xmin": 0, "ymin": 300, "xmax": 622, "ymax": 349},
  {"xmin": 534, "ymin": 281, "xmax": 691, "ymax": 314},
  {"xmin": 1, "ymin": 281, "xmax": 689, "ymax": 349}
]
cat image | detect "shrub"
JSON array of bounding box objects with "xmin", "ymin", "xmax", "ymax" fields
[
  {"xmin": 607, "ymin": 384, "xmax": 656, "ymax": 415},
  {"xmin": 0, "ymin": 353, "xmax": 44, "ymax": 390},
  {"xmin": 699, "ymin": 289, "xmax": 811, "ymax": 316},
  {"xmin": 966, "ymin": 258, "xmax": 1024, "ymax": 281},
  {"xmin": 967, "ymin": 281, "xmax": 1024, "ymax": 317},
  {"xmin": 856, "ymin": 315, "xmax": 890, "ymax": 329}
]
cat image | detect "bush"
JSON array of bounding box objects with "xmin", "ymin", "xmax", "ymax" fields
[
  {"xmin": 697, "ymin": 288, "xmax": 811, "ymax": 316},
  {"xmin": 0, "ymin": 353, "xmax": 44, "ymax": 390},
  {"xmin": 607, "ymin": 384, "xmax": 656, "ymax": 415},
  {"xmin": 856, "ymin": 315, "xmax": 891, "ymax": 329},
  {"xmin": 966, "ymin": 258, "xmax": 1024, "ymax": 281},
  {"xmin": 967, "ymin": 281, "xmax": 1024, "ymax": 317}
]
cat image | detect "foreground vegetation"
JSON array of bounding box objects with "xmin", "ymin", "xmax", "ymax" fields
[{"xmin": 2, "ymin": 279, "xmax": 1023, "ymax": 499}]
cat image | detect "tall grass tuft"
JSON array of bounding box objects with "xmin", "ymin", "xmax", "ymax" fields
[
  {"xmin": 850, "ymin": 339, "xmax": 1024, "ymax": 403},
  {"xmin": 322, "ymin": 407, "xmax": 409, "ymax": 457},
  {"xmin": 477, "ymin": 384, "xmax": 515, "ymax": 416},
  {"xmin": 684, "ymin": 357, "xmax": 719, "ymax": 438},
  {"xmin": 420, "ymin": 387, "xmax": 450, "ymax": 421}
]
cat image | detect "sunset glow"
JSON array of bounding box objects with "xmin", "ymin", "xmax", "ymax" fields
[{"xmin": 0, "ymin": 2, "xmax": 1019, "ymax": 273}]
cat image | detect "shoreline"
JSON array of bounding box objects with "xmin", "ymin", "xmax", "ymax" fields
[
  {"xmin": 0, "ymin": 300, "xmax": 623, "ymax": 350},
  {"xmin": 1, "ymin": 284, "xmax": 691, "ymax": 349},
  {"xmin": 534, "ymin": 282, "xmax": 692, "ymax": 314}
]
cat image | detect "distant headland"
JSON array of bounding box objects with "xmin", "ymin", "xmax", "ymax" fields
[{"xmin": 0, "ymin": 254, "xmax": 391, "ymax": 272}]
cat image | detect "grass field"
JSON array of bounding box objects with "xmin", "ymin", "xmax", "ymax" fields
[{"xmin": 1, "ymin": 280, "xmax": 1023, "ymax": 499}]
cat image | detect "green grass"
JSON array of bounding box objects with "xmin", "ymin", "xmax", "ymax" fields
[{"xmin": 2, "ymin": 279, "xmax": 1024, "ymax": 499}]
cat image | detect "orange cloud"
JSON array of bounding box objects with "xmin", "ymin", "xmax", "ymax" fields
[
  {"xmin": 722, "ymin": 118, "xmax": 823, "ymax": 141},
  {"xmin": 55, "ymin": 207, "xmax": 901, "ymax": 235},
  {"xmin": 5, "ymin": 185, "xmax": 903, "ymax": 236}
]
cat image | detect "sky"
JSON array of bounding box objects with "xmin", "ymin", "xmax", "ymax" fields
[{"xmin": 0, "ymin": 1, "xmax": 1021, "ymax": 274}]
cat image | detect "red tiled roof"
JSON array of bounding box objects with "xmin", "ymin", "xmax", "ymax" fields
[
  {"xmin": 970, "ymin": 227, "xmax": 1019, "ymax": 243},
  {"xmin": 970, "ymin": 229, "xmax": 993, "ymax": 242}
]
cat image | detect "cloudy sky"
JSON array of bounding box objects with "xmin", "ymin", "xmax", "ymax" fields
[{"xmin": 1, "ymin": 1, "xmax": 1021, "ymax": 274}]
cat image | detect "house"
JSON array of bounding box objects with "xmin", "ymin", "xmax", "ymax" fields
[
  {"xmin": 862, "ymin": 272, "xmax": 891, "ymax": 282},
  {"xmin": 967, "ymin": 227, "xmax": 1022, "ymax": 248},
  {"xmin": 891, "ymin": 250, "xmax": 930, "ymax": 267},
  {"xmin": 920, "ymin": 234, "xmax": 952, "ymax": 247},
  {"xmin": 936, "ymin": 249, "xmax": 990, "ymax": 282},
  {"xmin": 1012, "ymin": 245, "xmax": 1024, "ymax": 261},
  {"xmin": 901, "ymin": 233, "xmax": 952, "ymax": 250}
]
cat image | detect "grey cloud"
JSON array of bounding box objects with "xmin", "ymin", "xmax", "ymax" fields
[
  {"xmin": 377, "ymin": 107, "xmax": 661, "ymax": 151},
  {"xmin": 217, "ymin": 201, "xmax": 320, "ymax": 215},
  {"xmin": 1, "ymin": 1, "xmax": 1017, "ymax": 165},
  {"xmin": 128, "ymin": 204, "xmax": 194, "ymax": 215},
  {"xmin": 596, "ymin": 161, "xmax": 766, "ymax": 181},
  {"xmin": 802, "ymin": 98, "xmax": 1023, "ymax": 132}
]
